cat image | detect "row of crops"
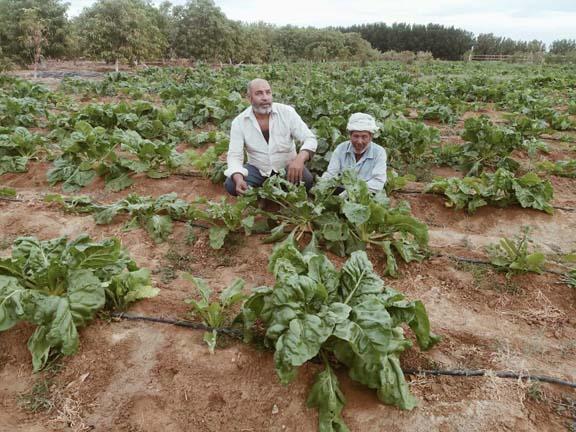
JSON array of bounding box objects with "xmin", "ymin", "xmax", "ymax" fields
[
  {"xmin": 2, "ymin": 63, "xmax": 575, "ymax": 189},
  {"xmin": 1, "ymin": 61, "xmax": 576, "ymax": 431}
]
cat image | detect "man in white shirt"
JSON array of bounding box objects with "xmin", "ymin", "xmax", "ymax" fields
[{"xmin": 224, "ymin": 78, "xmax": 317, "ymax": 196}]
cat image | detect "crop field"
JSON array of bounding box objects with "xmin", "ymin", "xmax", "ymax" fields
[{"xmin": 1, "ymin": 60, "xmax": 575, "ymax": 432}]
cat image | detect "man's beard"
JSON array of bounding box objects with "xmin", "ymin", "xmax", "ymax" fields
[{"xmin": 252, "ymin": 103, "xmax": 272, "ymax": 115}]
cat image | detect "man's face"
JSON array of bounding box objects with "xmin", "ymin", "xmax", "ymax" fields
[
  {"xmin": 350, "ymin": 131, "xmax": 372, "ymax": 154},
  {"xmin": 249, "ymin": 80, "xmax": 273, "ymax": 115}
]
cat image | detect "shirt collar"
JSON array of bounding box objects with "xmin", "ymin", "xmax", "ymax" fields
[{"xmin": 346, "ymin": 141, "xmax": 375, "ymax": 160}]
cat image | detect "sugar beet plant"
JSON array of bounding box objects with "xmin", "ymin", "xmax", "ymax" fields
[
  {"xmin": 50, "ymin": 192, "xmax": 259, "ymax": 248},
  {"xmin": 53, "ymin": 172, "xmax": 428, "ymax": 276},
  {"xmin": 257, "ymin": 171, "xmax": 429, "ymax": 276},
  {"xmin": 0, "ymin": 127, "xmax": 47, "ymax": 175},
  {"xmin": 242, "ymin": 238, "xmax": 440, "ymax": 430},
  {"xmin": 425, "ymin": 168, "xmax": 554, "ymax": 214},
  {"xmin": 433, "ymin": 115, "xmax": 523, "ymax": 176},
  {"xmin": 486, "ymin": 227, "xmax": 546, "ymax": 275},
  {"xmin": 0, "ymin": 235, "xmax": 158, "ymax": 371},
  {"xmin": 379, "ymin": 117, "xmax": 440, "ymax": 178},
  {"xmin": 47, "ymin": 121, "xmax": 183, "ymax": 192},
  {"xmin": 184, "ymin": 274, "xmax": 246, "ymax": 354}
]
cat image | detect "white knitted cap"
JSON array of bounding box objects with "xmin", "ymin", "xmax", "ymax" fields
[{"xmin": 346, "ymin": 113, "xmax": 378, "ymax": 133}]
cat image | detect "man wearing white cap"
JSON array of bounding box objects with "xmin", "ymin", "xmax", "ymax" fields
[
  {"xmin": 321, "ymin": 113, "xmax": 387, "ymax": 193},
  {"xmin": 224, "ymin": 78, "xmax": 317, "ymax": 196}
]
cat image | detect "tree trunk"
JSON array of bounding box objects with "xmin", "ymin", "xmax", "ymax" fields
[
  {"xmin": 115, "ymin": 58, "xmax": 119, "ymax": 72},
  {"xmin": 33, "ymin": 34, "xmax": 41, "ymax": 79}
]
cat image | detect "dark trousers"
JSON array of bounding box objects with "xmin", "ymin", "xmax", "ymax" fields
[{"xmin": 224, "ymin": 163, "xmax": 314, "ymax": 196}]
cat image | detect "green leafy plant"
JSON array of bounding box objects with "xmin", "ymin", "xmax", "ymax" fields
[
  {"xmin": 199, "ymin": 194, "xmax": 259, "ymax": 249},
  {"xmin": 425, "ymin": 168, "xmax": 554, "ymax": 214},
  {"xmin": 385, "ymin": 168, "xmax": 415, "ymax": 195},
  {"xmin": 0, "ymin": 96, "xmax": 46, "ymax": 128},
  {"xmin": 538, "ymin": 159, "xmax": 576, "ymax": 178},
  {"xmin": 458, "ymin": 115, "xmax": 523, "ymax": 176},
  {"xmin": 0, "ymin": 127, "xmax": 46, "ymax": 175},
  {"xmin": 333, "ymin": 172, "xmax": 429, "ymax": 276},
  {"xmin": 257, "ymin": 171, "xmax": 429, "ymax": 276},
  {"xmin": 0, "ymin": 235, "xmax": 158, "ymax": 371},
  {"xmin": 185, "ymin": 130, "xmax": 229, "ymax": 183},
  {"xmin": 242, "ymin": 238, "xmax": 440, "ymax": 430},
  {"xmin": 564, "ymin": 269, "xmax": 576, "ymax": 288},
  {"xmin": 379, "ymin": 117, "xmax": 440, "ymax": 178},
  {"xmin": 184, "ymin": 275, "xmax": 246, "ymax": 353},
  {"xmin": 47, "ymin": 121, "xmax": 183, "ymax": 193},
  {"xmin": 0, "ymin": 186, "xmax": 16, "ymax": 197},
  {"xmin": 485, "ymin": 227, "xmax": 546, "ymax": 275},
  {"xmin": 91, "ymin": 193, "xmax": 192, "ymax": 243}
]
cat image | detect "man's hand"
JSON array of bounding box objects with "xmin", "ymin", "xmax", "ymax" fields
[
  {"xmin": 287, "ymin": 152, "xmax": 309, "ymax": 183},
  {"xmin": 233, "ymin": 173, "xmax": 248, "ymax": 195}
]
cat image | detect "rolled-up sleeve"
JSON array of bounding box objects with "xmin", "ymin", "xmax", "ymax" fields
[
  {"xmin": 366, "ymin": 148, "xmax": 387, "ymax": 193},
  {"xmin": 224, "ymin": 118, "xmax": 249, "ymax": 178},
  {"xmin": 288, "ymin": 107, "xmax": 317, "ymax": 153}
]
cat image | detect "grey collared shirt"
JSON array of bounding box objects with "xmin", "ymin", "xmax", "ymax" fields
[{"xmin": 321, "ymin": 141, "xmax": 387, "ymax": 193}]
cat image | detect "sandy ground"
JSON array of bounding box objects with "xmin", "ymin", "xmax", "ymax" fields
[
  {"xmin": 1, "ymin": 165, "xmax": 575, "ymax": 432},
  {"xmin": 0, "ymin": 66, "xmax": 575, "ymax": 432}
]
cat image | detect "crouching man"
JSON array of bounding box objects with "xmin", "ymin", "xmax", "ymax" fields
[
  {"xmin": 321, "ymin": 113, "xmax": 387, "ymax": 193},
  {"xmin": 224, "ymin": 78, "xmax": 317, "ymax": 196}
]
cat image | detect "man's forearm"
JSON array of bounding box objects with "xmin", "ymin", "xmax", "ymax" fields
[
  {"xmin": 232, "ymin": 172, "xmax": 245, "ymax": 182},
  {"xmin": 299, "ymin": 149, "xmax": 314, "ymax": 162}
]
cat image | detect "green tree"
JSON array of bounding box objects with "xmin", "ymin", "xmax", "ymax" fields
[
  {"xmin": 341, "ymin": 32, "xmax": 380, "ymax": 61},
  {"xmin": 234, "ymin": 22, "xmax": 275, "ymax": 64},
  {"xmin": 171, "ymin": 0, "xmax": 238, "ymax": 62},
  {"xmin": 550, "ymin": 39, "xmax": 576, "ymax": 55},
  {"xmin": 0, "ymin": 0, "xmax": 68, "ymax": 65},
  {"xmin": 75, "ymin": 0, "xmax": 167, "ymax": 71},
  {"xmin": 18, "ymin": 8, "xmax": 46, "ymax": 78},
  {"xmin": 339, "ymin": 22, "xmax": 474, "ymax": 60},
  {"xmin": 149, "ymin": 0, "xmax": 178, "ymax": 58}
]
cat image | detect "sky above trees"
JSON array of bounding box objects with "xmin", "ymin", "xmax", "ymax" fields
[{"xmin": 67, "ymin": 0, "xmax": 576, "ymax": 45}]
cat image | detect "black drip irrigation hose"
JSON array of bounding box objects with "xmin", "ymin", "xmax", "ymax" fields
[
  {"xmin": 553, "ymin": 205, "xmax": 576, "ymax": 212},
  {"xmin": 110, "ymin": 311, "xmax": 244, "ymax": 339},
  {"xmin": 174, "ymin": 171, "xmax": 204, "ymax": 178},
  {"xmin": 110, "ymin": 312, "xmax": 576, "ymax": 390},
  {"xmin": 0, "ymin": 196, "xmax": 23, "ymax": 202},
  {"xmin": 394, "ymin": 189, "xmax": 423, "ymax": 195},
  {"xmin": 403, "ymin": 369, "xmax": 576, "ymax": 388}
]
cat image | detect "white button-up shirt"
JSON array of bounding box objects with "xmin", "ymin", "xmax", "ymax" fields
[{"xmin": 225, "ymin": 103, "xmax": 318, "ymax": 178}]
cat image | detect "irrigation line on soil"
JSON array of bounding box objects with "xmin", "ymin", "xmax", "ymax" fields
[
  {"xmin": 402, "ymin": 369, "xmax": 576, "ymax": 388},
  {"xmin": 0, "ymin": 196, "xmax": 23, "ymax": 202},
  {"xmin": 174, "ymin": 172, "xmax": 204, "ymax": 178},
  {"xmin": 110, "ymin": 312, "xmax": 576, "ymax": 389},
  {"xmin": 110, "ymin": 311, "xmax": 244, "ymax": 339}
]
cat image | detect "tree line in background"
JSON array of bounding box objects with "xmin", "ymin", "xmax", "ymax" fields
[
  {"xmin": 1, "ymin": 0, "xmax": 575, "ymax": 71},
  {"xmin": 338, "ymin": 23, "xmax": 475, "ymax": 61}
]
